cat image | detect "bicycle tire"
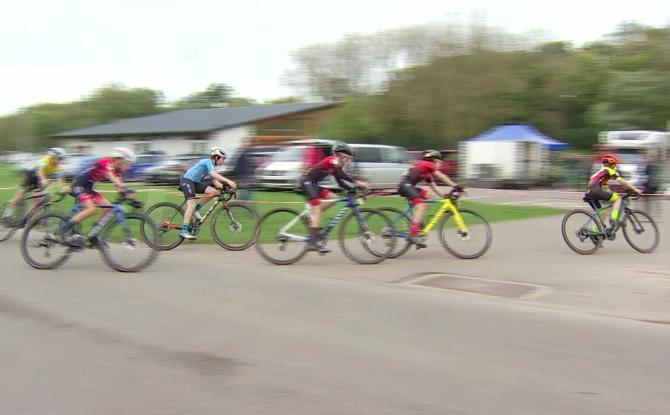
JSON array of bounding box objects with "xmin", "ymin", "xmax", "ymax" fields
[
  {"xmin": 98, "ymin": 213, "xmax": 160, "ymax": 272},
  {"xmin": 255, "ymin": 208, "xmax": 309, "ymax": 265},
  {"xmin": 338, "ymin": 208, "xmax": 395, "ymax": 264},
  {"xmin": 622, "ymin": 209, "xmax": 659, "ymax": 253},
  {"xmin": 376, "ymin": 207, "xmax": 412, "ymax": 258},
  {"xmin": 20, "ymin": 211, "xmax": 72, "ymax": 270},
  {"xmin": 439, "ymin": 208, "xmax": 493, "ymax": 259},
  {"xmin": 144, "ymin": 201, "xmax": 186, "ymax": 250},
  {"xmin": 210, "ymin": 202, "xmax": 259, "ymax": 251},
  {"xmin": 561, "ymin": 209, "xmax": 602, "ymax": 255}
]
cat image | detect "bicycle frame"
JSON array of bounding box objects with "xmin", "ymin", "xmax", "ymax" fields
[
  {"xmin": 392, "ymin": 197, "xmax": 468, "ymax": 238},
  {"xmin": 68, "ymin": 202, "xmax": 131, "ymax": 240},
  {"xmin": 278, "ymin": 195, "xmax": 366, "ymax": 243}
]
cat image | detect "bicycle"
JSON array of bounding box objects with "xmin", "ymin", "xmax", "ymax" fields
[
  {"xmin": 255, "ymin": 190, "xmax": 396, "ymax": 265},
  {"xmin": 561, "ymin": 192, "xmax": 659, "ymax": 255},
  {"xmin": 20, "ymin": 194, "xmax": 160, "ymax": 272},
  {"xmin": 378, "ymin": 188, "xmax": 493, "ymax": 259},
  {"xmin": 1, "ymin": 191, "xmax": 66, "ymax": 242},
  {"xmin": 144, "ymin": 187, "xmax": 259, "ymax": 251}
]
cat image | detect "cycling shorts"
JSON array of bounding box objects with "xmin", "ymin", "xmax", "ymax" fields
[
  {"xmin": 179, "ymin": 178, "xmax": 214, "ymax": 200},
  {"xmin": 398, "ymin": 181, "xmax": 427, "ymax": 206},
  {"xmin": 301, "ymin": 180, "xmax": 330, "ymax": 206}
]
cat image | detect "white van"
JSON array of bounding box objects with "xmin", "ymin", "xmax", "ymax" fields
[{"xmin": 256, "ymin": 140, "xmax": 411, "ymax": 190}]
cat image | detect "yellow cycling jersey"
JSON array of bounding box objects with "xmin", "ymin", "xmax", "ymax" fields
[{"xmin": 34, "ymin": 156, "xmax": 62, "ymax": 178}]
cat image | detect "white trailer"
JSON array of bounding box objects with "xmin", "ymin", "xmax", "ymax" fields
[
  {"xmin": 597, "ymin": 130, "xmax": 669, "ymax": 189},
  {"xmin": 459, "ymin": 140, "xmax": 547, "ymax": 188}
]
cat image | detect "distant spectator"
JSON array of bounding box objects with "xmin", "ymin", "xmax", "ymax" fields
[
  {"xmin": 640, "ymin": 155, "xmax": 662, "ymax": 219},
  {"xmin": 231, "ymin": 145, "xmax": 255, "ymax": 201}
]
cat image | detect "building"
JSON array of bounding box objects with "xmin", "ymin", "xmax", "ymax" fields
[{"xmin": 52, "ymin": 102, "xmax": 340, "ymax": 156}]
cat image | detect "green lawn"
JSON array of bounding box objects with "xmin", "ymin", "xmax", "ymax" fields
[{"xmin": 1, "ymin": 163, "xmax": 564, "ymax": 245}]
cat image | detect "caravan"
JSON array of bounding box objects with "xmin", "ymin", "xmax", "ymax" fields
[{"xmin": 597, "ymin": 130, "xmax": 669, "ymax": 188}]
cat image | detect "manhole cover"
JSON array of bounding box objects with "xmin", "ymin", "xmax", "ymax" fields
[{"xmin": 402, "ymin": 273, "xmax": 549, "ymax": 299}]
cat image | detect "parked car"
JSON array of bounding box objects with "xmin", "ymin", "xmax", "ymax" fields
[
  {"xmin": 141, "ymin": 154, "xmax": 201, "ymax": 185},
  {"xmin": 124, "ymin": 152, "xmax": 165, "ymax": 181},
  {"xmin": 255, "ymin": 139, "xmax": 334, "ymax": 190},
  {"xmin": 325, "ymin": 143, "xmax": 412, "ymax": 190},
  {"xmin": 256, "ymin": 139, "xmax": 411, "ymax": 190}
]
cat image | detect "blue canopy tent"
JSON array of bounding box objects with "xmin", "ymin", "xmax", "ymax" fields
[{"xmin": 469, "ymin": 124, "xmax": 569, "ymax": 150}]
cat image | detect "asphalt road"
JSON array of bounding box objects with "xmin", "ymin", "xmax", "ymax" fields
[{"xmin": 0, "ymin": 195, "xmax": 668, "ymax": 414}]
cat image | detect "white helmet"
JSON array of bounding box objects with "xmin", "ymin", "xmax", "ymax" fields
[
  {"xmin": 209, "ymin": 146, "xmax": 229, "ymax": 159},
  {"xmin": 111, "ymin": 147, "xmax": 136, "ymax": 163},
  {"xmin": 47, "ymin": 147, "xmax": 67, "ymax": 159}
]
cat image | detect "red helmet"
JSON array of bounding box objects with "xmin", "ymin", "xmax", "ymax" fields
[{"xmin": 602, "ymin": 153, "xmax": 618, "ymax": 166}]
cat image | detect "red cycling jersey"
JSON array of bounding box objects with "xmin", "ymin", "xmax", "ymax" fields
[
  {"xmin": 402, "ymin": 160, "xmax": 437, "ymax": 186},
  {"xmin": 303, "ymin": 156, "xmax": 355, "ymax": 186},
  {"xmin": 76, "ymin": 158, "xmax": 117, "ymax": 183}
]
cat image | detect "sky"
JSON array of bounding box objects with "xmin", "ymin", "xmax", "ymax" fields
[{"xmin": 0, "ymin": 0, "xmax": 668, "ymax": 116}]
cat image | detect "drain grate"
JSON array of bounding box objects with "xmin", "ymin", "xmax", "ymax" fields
[{"xmin": 399, "ymin": 273, "xmax": 549, "ymax": 299}]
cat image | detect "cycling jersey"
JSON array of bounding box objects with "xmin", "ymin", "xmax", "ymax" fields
[
  {"xmin": 302, "ymin": 156, "xmax": 355, "ymax": 190},
  {"xmin": 72, "ymin": 158, "xmax": 119, "ymax": 204},
  {"xmin": 183, "ymin": 159, "xmax": 214, "ymax": 183},
  {"xmin": 401, "ymin": 160, "xmax": 437, "ymax": 186},
  {"xmin": 75, "ymin": 158, "xmax": 117, "ymax": 183},
  {"xmin": 588, "ymin": 166, "xmax": 621, "ymax": 189},
  {"xmin": 34, "ymin": 156, "xmax": 62, "ymax": 178},
  {"xmin": 397, "ymin": 160, "xmax": 438, "ymax": 206},
  {"xmin": 301, "ymin": 156, "xmax": 355, "ymax": 205}
]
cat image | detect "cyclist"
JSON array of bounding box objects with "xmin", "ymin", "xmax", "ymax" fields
[
  {"xmin": 586, "ymin": 153, "xmax": 642, "ymax": 236},
  {"xmin": 178, "ymin": 147, "xmax": 237, "ymax": 239},
  {"xmin": 398, "ymin": 149, "xmax": 461, "ymax": 248},
  {"xmin": 2, "ymin": 147, "xmax": 67, "ymax": 221},
  {"xmin": 300, "ymin": 142, "xmax": 369, "ymax": 253},
  {"xmin": 59, "ymin": 147, "xmax": 136, "ymax": 245}
]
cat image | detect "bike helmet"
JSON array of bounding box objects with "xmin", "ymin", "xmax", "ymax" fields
[
  {"xmin": 111, "ymin": 147, "xmax": 136, "ymax": 163},
  {"xmin": 422, "ymin": 149, "xmax": 442, "ymax": 161},
  {"xmin": 47, "ymin": 147, "xmax": 67, "ymax": 159},
  {"xmin": 602, "ymin": 153, "xmax": 618, "ymax": 166},
  {"xmin": 332, "ymin": 142, "xmax": 353, "ymax": 156},
  {"xmin": 209, "ymin": 146, "xmax": 229, "ymax": 159}
]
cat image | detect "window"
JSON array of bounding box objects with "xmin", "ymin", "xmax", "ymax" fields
[
  {"xmin": 191, "ymin": 141, "xmax": 208, "ymax": 154},
  {"xmin": 133, "ymin": 142, "xmax": 151, "ymax": 154},
  {"xmin": 354, "ymin": 147, "xmax": 382, "ymax": 163}
]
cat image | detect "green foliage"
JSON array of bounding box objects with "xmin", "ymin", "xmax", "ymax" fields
[{"xmin": 296, "ymin": 23, "xmax": 670, "ymax": 150}]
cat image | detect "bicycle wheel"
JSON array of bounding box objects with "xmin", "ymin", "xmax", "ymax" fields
[
  {"xmin": 20, "ymin": 211, "xmax": 72, "ymax": 270},
  {"xmin": 255, "ymin": 208, "xmax": 309, "ymax": 265},
  {"xmin": 377, "ymin": 207, "xmax": 412, "ymax": 258},
  {"xmin": 561, "ymin": 209, "xmax": 603, "ymax": 255},
  {"xmin": 0, "ymin": 201, "xmax": 22, "ymax": 242},
  {"xmin": 439, "ymin": 209, "xmax": 493, "ymax": 259},
  {"xmin": 338, "ymin": 208, "xmax": 395, "ymax": 264},
  {"xmin": 210, "ymin": 202, "xmax": 259, "ymax": 251},
  {"xmin": 622, "ymin": 209, "xmax": 659, "ymax": 253},
  {"xmin": 98, "ymin": 213, "xmax": 160, "ymax": 272},
  {"xmin": 144, "ymin": 202, "xmax": 185, "ymax": 250}
]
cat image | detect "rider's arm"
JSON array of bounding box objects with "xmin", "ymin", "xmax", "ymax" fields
[
  {"xmin": 429, "ymin": 181, "xmax": 447, "ymax": 199},
  {"xmin": 615, "ymin": 177, "xmax": 642, "ymax": 194},
  {"xmin": 105, "ymin": 170, "xmax": 127, "ymax": 193},
  {"xmin": 209, "ymin": 171, "xmax": 237, "ymax": 190},
  {"xmin": 434, "ymin": 171, "xmax": 457, "ymax": 188}
]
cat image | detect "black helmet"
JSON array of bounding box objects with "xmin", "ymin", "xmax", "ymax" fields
[
  {"xmin": 332, "ymin": 142, "xmax": 353, "ymax": 156},
  {"xmin": 422, "ymin": 149, "xmax": 442, "ymax": 161}
]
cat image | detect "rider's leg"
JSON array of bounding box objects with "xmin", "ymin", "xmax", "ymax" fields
[
  {"xmin": 609, "ymin": 192, "xmax": 621, "ymax": 224},
  {"xmin": 3, "ymin": 188, "xmax": 24, "ymax": 217},
  {"xmin": 60, "ymin": 198, "xmax": 97, "ymax": 237}
]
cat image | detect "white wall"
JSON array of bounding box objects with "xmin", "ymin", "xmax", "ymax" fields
[
  {"xmin": 460, "ymin": 141, "xmax": 547, "ymax": 180},
  {"xmin": 208, "ymin": 125, "xmax": 251, "ymax": 157},
  {"xmin": 61, "ymin": 126, "xmax": 252, "ymax": 157}
]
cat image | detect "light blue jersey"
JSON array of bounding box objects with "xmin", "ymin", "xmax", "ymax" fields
[{"xmin": 183, "ymin": 159, "xmax": 214, "ymax": 183}]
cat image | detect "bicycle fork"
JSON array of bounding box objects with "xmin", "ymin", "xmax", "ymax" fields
[{"xmin": 422, "ymin": 199, "xmax": 467, "ymax": 235}]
